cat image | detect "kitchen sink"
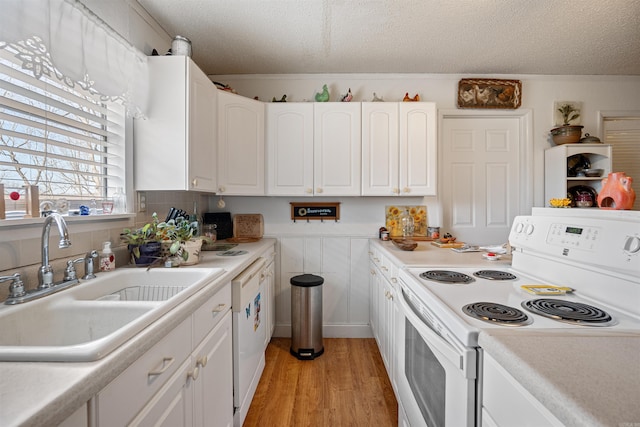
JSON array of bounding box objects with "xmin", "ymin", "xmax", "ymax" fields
[{"xmin": 0, "ymin": 267, "xmax": 225, "ymax": 362}]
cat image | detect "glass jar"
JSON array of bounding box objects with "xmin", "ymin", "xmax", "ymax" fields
[{"xmin": 400, "ymin": 208, "xmax": 415, "ymax": 238}]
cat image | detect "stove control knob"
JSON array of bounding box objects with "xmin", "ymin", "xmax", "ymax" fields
[
  {"xmin": 525, "ymin": 224, "xmax": 535, "ymax": 235},
  {"xmin": 515, "ymin": 222, "xmax": 524, "ymax": 233},
  {"xmin": 623, "ymin": 236, "xmax": 640, "ymax": 255}
]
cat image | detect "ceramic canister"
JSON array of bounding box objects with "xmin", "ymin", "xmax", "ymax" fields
[{"xmin": 171, "ymin": 35, "xmax": 192, "ymax": 57}]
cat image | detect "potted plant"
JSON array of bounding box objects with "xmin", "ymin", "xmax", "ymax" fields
[
  {"xmin": 120, "ymin": 213, "xmax": 162, "ymax": 265},
  {"xmin": 550, "ymin": 104, "xmax": 583, "ymax": 144},
  {"xmin": 156, "ymin": 215, "xmax": 204, "ymax": 266}
]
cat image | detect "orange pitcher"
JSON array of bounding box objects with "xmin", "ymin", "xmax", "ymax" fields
[{"xmin": 597, "ymin": 172, "xmax": 636, "ymax": 210}]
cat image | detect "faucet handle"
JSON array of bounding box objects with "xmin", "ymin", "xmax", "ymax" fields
[
  {"xmin": 83, "ymin": 250, "xmax": 99, "ymax": 280},
  {"xmin": 0, "ymin": 273, "xmax": 26, "ymax": 299},
  {"xmin": 64, "ymin": 257, "xmax": 85, "ymax": 281}
]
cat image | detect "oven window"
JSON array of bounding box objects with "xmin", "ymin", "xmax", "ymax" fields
[{"xmin": 406, "ymin": 318, "xmax": 446, "ymax": 427}]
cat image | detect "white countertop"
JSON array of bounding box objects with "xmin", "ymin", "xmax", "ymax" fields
[
  {"xmin": 370, "ymin": 238, "xmax": 512, "ymax": 268},
  {"xmin": 0, "ymin": 239, "xmax": 276, "ymax": 427},
  {"xmin": 479, "ymin": 330, "xmax": 640, "ymax": 427}
]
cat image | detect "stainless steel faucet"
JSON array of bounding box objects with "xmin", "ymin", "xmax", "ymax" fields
[{"xmin": 39, "ymin": 213, "xmax": 72, "ymax": 289}]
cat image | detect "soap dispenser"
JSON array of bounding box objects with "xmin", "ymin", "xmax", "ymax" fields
[{"xmin": 100, "ymin": 241, "xmax": 115, "ymax": 271}]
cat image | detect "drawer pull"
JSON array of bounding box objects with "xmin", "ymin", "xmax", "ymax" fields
[
  {"xmin": 197, "ymin": 355, "xmax": 208, "ymax": 368},
  {"xmin": 188, "ymin": 366, "xmax": 200, "ymax": 381},
  {"xmin": 211, "ymin": 303, "xmax": 226, "ymax": 314},
  {"xmin": 148, "ymin": 357, "xmax": 174, "ymax": 377}
]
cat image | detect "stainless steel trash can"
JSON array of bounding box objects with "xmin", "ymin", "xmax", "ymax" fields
[{"xmin": 290, "ymin": 274, "xmax": 324, "ymax": 360}]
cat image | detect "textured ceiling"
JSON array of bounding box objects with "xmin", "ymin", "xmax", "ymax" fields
[{"xmin": 137, "ymin": 0, "xmax": 640, "ymax": 76}]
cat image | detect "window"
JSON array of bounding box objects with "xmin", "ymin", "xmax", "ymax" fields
[{"xmin": 0, "ymin": 45, "xmax": 126, "ymax": 217}]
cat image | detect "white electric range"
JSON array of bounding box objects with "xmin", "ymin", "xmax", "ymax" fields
[{"xmin": 394, "ymin": 209, "xmax": 640, "ymax": 427}]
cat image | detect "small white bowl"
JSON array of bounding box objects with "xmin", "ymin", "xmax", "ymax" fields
[{"xmin": 482, "ymin": 253, "xmax": 501, "ymax": 261}]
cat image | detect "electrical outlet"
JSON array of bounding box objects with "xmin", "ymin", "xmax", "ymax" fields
[{"xmin": 137, "ymin": 191, "xmax": 147, "ymax": 212}]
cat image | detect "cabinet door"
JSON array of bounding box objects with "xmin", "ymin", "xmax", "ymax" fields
[
  {"xmin": 399, "ymin": 102, "xmax": 437, "ymax": 195},
  {"xmin": 313, "ymin": 103, "xmax": 362, "ymax": 195},
  {"xmin": 265, "ymin": 260, "xmax": 276, "ymax": 345},
  {"xmin": 134, "ymin": 56, "xmax": 188, "ymax": 191},
  {"xmin": 193, "ymin": 313, "xmax": 233, "ymax": 427},
  {"xmin": 187, "ymin": 61, "xmax": 217, "ymax": 192},
  {"xmin": 128, "ymin": 358, "xmax": 193, "ymax": 427},
  {"xmin": 217, "ymin": 90, "xmax": 265, "ymax": 195},
  {"xmin": 266, "ymin": 103, "xmax": 314, "ymax": 196},
  {"xmin": 362, "ymin": 102, "xmax": 400, "ymax": 196}
]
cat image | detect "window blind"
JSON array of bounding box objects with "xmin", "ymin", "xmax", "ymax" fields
[
  {"xmin": 0, "ymin": 46, "xmax": 126, "ymax": 215},
  {"xmin": 603, "ymin": 117, "xmax": 640, "ymax": 210}
]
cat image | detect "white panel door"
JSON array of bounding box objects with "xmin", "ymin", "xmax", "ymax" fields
[{"xmin": 441, "ymin": 116, "xmax": 522, "ymax": 244}]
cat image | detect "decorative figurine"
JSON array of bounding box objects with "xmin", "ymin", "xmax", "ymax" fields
[
  {"xmin": 372, "ymin": 92, "xmax": 384, "ymax": 102},
  {"xmin": 597, "ymin": 172, "xmax": 636, "ymax": 210},
  {"xmin": 272, "ymin": 94, "xmax": 287, "ymax": 102},
  {"xmin": 315, "ymin": 84, "xmax": 330, "ymax": 102},
  {"xmin": 403, "ymin": 92, "xmax": 420, "ymax": 102},
  {"xmin": 341, "ymin": 88, "xmax": 353, "ymax": 102}
]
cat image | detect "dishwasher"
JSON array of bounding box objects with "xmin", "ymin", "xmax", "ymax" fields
[{"xmin": 232, "ymin": 257, "xmax": 267, "ymax": 427}]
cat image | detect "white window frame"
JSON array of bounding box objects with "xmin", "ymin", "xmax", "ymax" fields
[{"xmin": 0, "ymin": 45, "xmax": 129, "ymax": 220}]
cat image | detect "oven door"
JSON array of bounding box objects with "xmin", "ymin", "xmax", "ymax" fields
[{"xmin": 396, "ymin": 283, "xmax": 477, "ymax": 427}]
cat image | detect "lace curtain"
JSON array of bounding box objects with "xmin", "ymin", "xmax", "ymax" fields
[{"xmin": 0, "ymin": 0, "xmax": 148, "ymax": 117}]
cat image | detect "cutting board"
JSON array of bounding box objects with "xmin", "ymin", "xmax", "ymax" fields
[
  {"xmin": 232, "ymin": 214, "xmax": 264, "ymax": 240},
  {"xmin": 431, "ymin": 241, "xmax": 465, "ymax": 249}
]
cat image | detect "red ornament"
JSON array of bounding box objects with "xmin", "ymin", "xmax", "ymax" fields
[{"xmin": 10, "ymin": 191, "xmax": 20, "ymax": 201}]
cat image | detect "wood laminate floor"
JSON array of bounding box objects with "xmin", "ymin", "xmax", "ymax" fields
[{"xmin": 243, "ymin": 338, "xmax": 398, "ymax": 427}]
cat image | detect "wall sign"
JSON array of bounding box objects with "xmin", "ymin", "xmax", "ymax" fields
[{"xmin": 290, "ymin": 202, "xmax": 340, "ymax": 222}]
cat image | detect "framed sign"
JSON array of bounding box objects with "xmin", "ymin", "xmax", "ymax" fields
[
  {"xmin": 290, "ymin": 202, "xmax": 340, "ymax": 222},
  {"xmin": 457, "ymin": 78, "xmax": 522, "ymax": 109}
]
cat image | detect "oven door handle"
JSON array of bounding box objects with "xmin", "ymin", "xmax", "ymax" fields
[{"xmin": 397, "ymin": 289, "xmax": 473, "ymax": 375}]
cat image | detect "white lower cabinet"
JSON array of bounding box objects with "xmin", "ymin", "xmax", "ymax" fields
[
  {"xmin": 369, "ymin": 245, "xmax": 399, "ymax": 395},
  {"xmin": 96, "ymin": 283, "xmax": 232, "ymax": 427},
  {"xmin": 481, "ymin": 351, "xmax": 564, "ymax": 427}
]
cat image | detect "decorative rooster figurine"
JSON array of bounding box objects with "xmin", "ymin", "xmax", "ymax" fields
[
  {"xmin": 341, "ymin": 88, "xmax": 353, "ymax": 102},
  {"xmin": 315, "ymin": 84, "xmax": 330, "ymax": 102},
  {"xmin": 403, "ymin": 92, "xmax": 420, "ymax": 102},
  {"xmin": 372, "ymin": 92, "xmax": 384, "ymax": 102},
  {"xmin": 272, "ymin": 94, "xmax": 287, "ymax": 102}
]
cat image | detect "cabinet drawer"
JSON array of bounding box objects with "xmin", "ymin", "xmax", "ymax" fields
[
  {"xmin": 97, "ymin": 317, "xmax": 192, "ymax": 426},
  {"xmin": 193, "ymin": 281, "xmax": 231, "ymax": 347}
]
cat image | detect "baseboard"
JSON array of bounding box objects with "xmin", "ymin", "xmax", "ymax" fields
[{"xmin": 273, "ymin": 324, "xmax": 373, "ymax": 339}]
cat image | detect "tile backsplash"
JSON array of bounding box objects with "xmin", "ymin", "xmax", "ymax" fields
[{"xmin": 0, "ymin": 191, "xmax": 210, "ymax": 300}]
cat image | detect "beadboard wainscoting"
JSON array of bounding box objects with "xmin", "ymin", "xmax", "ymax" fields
[{"xmin": 273, "ymin": 236, "xmax": 372, "ymax": 338}]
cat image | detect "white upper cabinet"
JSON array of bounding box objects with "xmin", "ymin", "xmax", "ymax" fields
[
  {"xmin": 266, "ymin": 103, "xmax": 314, "ymax": 196},
  {"xmin": 362, "ymin": 102, "xmax": 437, "ymax": 196},
  {"xmin": 399, "ymin": 102, "xmax": 437, "ymax": 196},
  {"xmin": 362, "ymin": 103, "xmax": 400, "ymax": 196},
  {"xmin": 266, "ymin": 103, "xmax": 361, "ymax": 196},
  {"xmin": 217, "ymin": 90, "xmax": 265, "ymax": 195},
  {"xmin": 134, "ymin": 56, "xmax": 217, "ymax": 192},
  {"xmin": 313, "ymin": 103, "xmax": 362, "ymax": 196}
]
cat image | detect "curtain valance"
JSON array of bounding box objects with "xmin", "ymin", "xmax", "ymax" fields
[{"xmin": 0, "ymin": 0, "xmax": 148, "ymax": 117}]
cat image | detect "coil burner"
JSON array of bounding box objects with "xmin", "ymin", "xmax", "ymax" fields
[
  {"xmin": 522, "ymin": 299, "xmax": 616, "ymax": 326},
  {"xmin": 462, "ymin": 302, "xmax": 532, "ymax": 326},
  {"xmin": 419, "ymin": 270, "xmax": 475, "ymax": 284},
  {"xmin": 473, "ymin": 270, "xmax": 517, "ymax": 281}
]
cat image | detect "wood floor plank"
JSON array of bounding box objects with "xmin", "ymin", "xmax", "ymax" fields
[{"xmin": 243, "ymin": 338, "xmax": 397, "ymax": 427}]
